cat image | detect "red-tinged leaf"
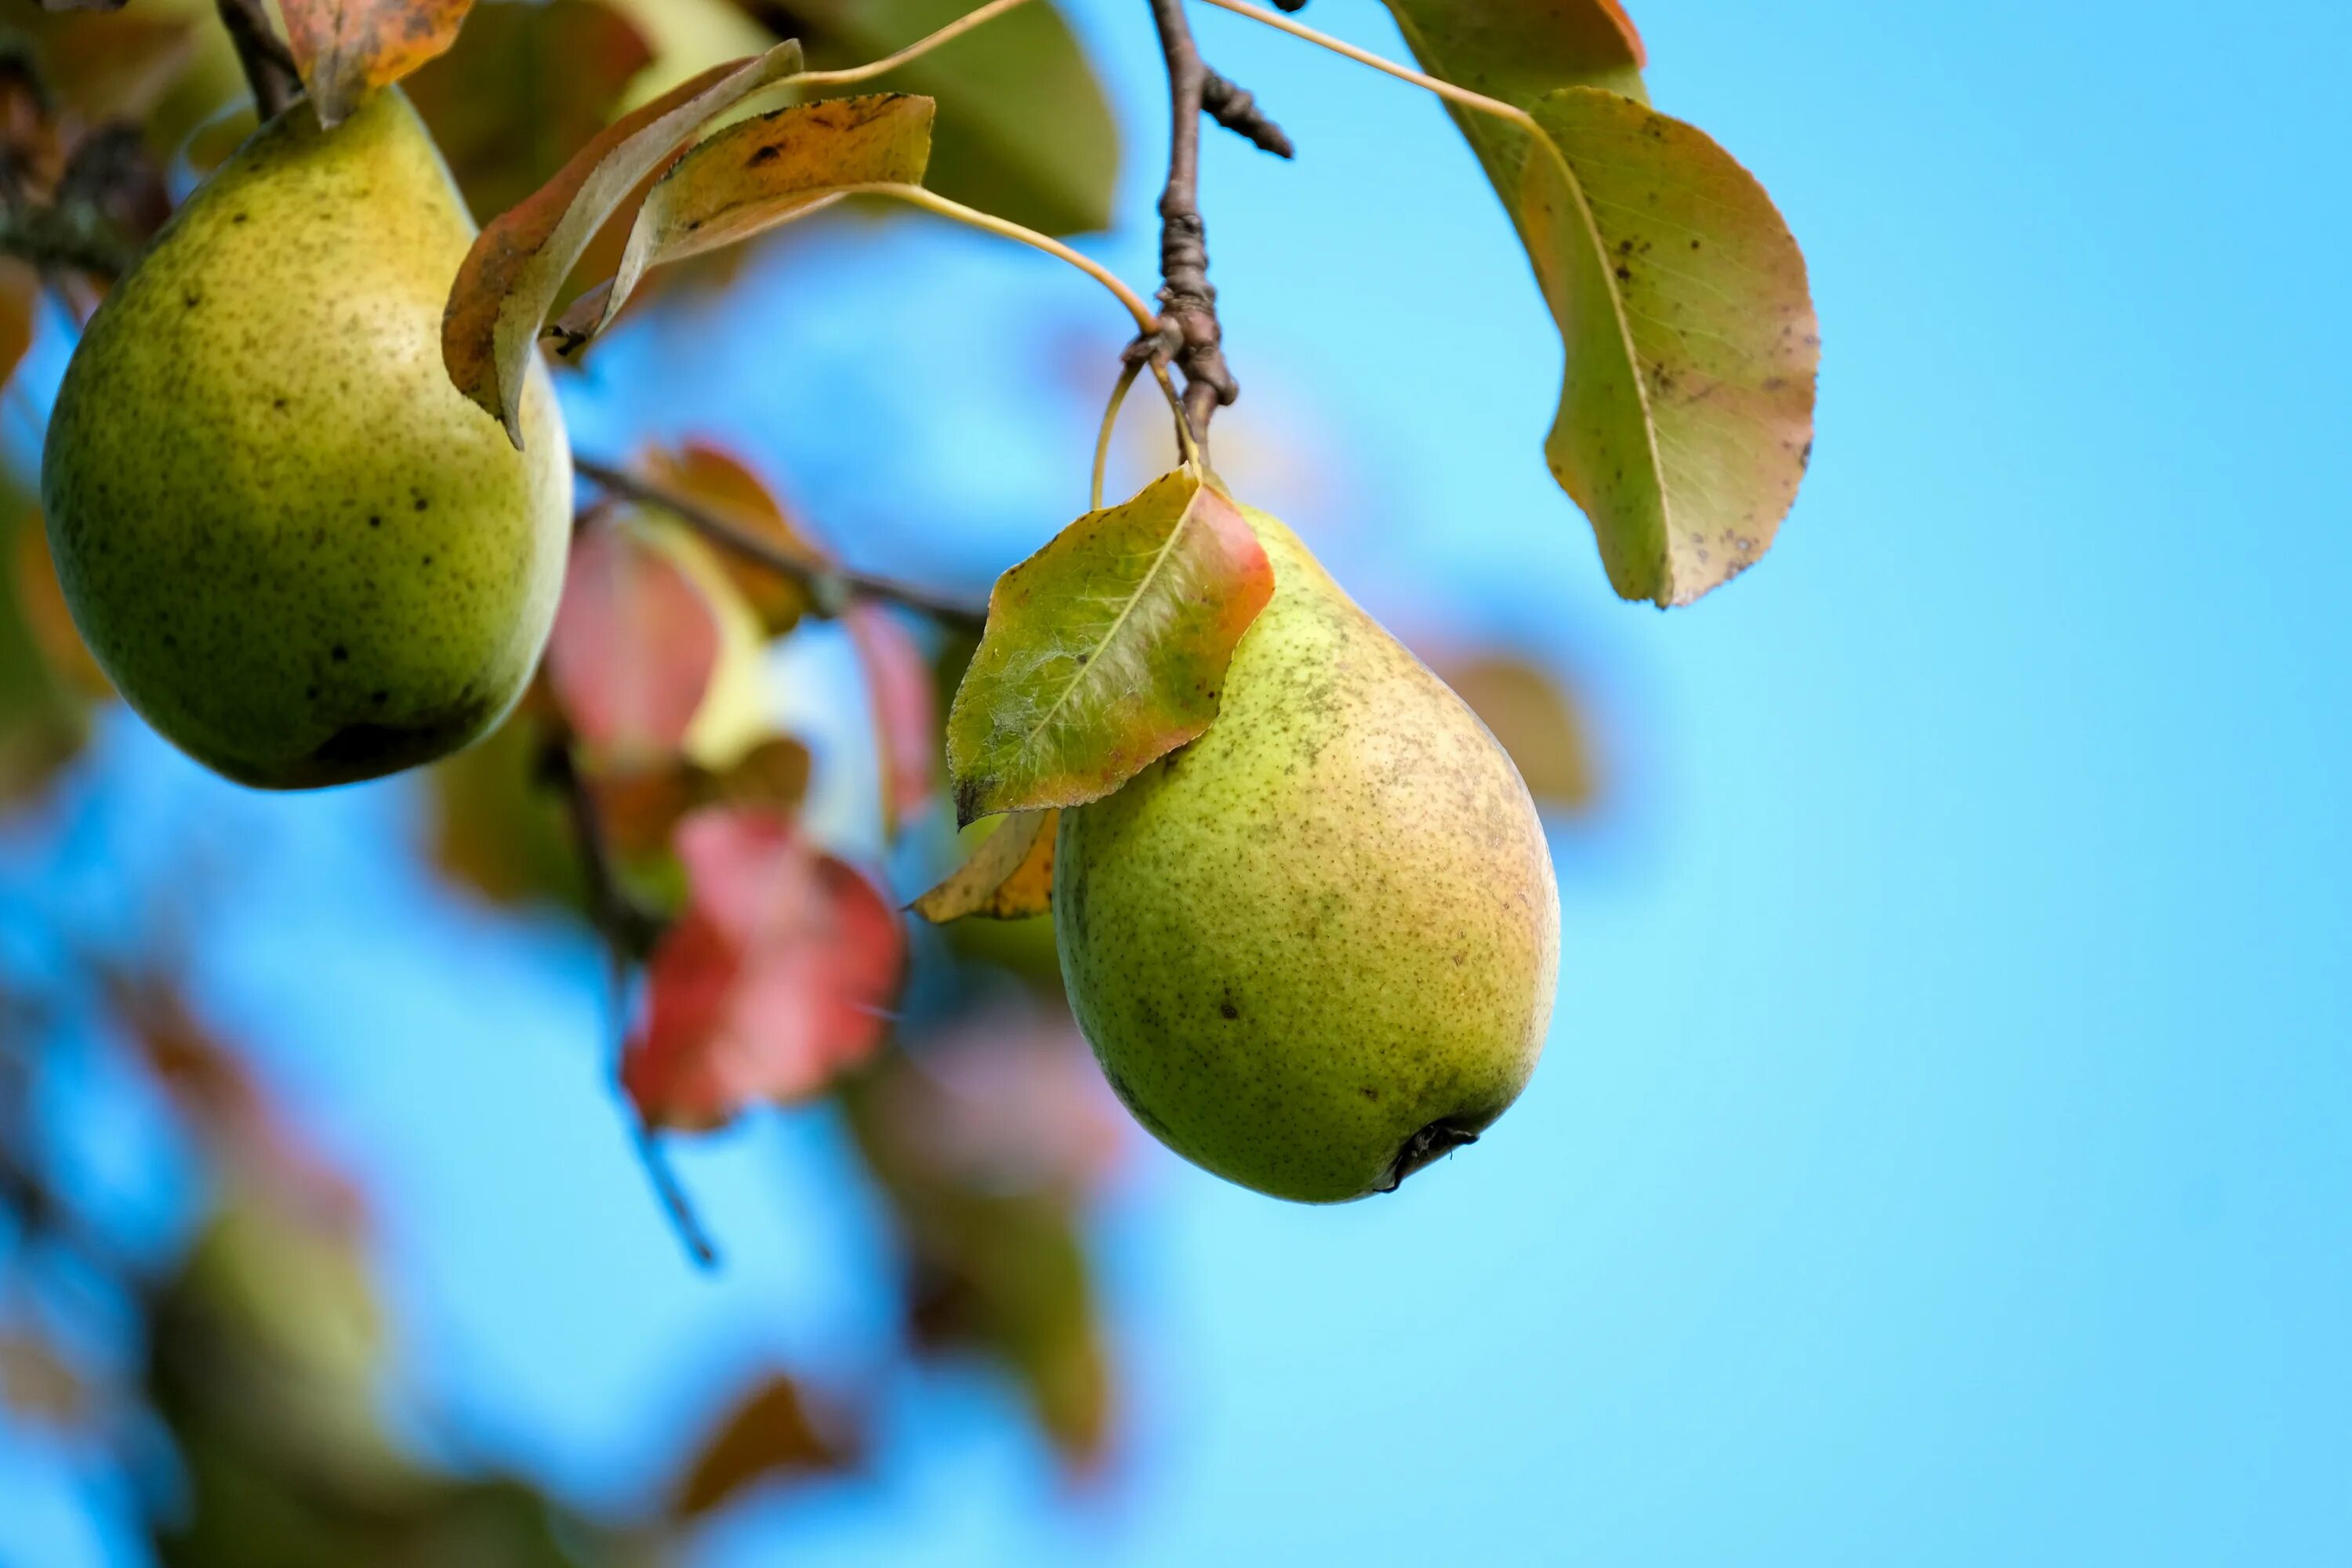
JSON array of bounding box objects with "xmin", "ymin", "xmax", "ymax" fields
[
  {"xmin": 869, "ymin": 1002, "xmax": 1124, "ymax": 1197},
  {"xmin": 671, "ymin": 1373, "xmax": 855, "ymax": 1520},
  {"xmin": 560, "ymin": 93, "xmax": 932, "ymax": 348},
  {"xmin": 640, "ymin": 441, "xmax": 827, "ymax": 633},
  {"xmin": 280, "ymin": 0, "xmax": 477, "ymax": 129},
  {"xmin": 546, "ymin": 522, "xmax": 723, "ymax": 764},
  {"xmin": 944, "ymin": 466, "xmax": 1272, "ymax": 825},
  {"xmin": 845, "ymin": 601, "xmax": 937, "ymax": 837},
  {"xmin": 440, "ymin": 40, "xmax": 804, "ymax": 444},
  {"xmin": 1381, "ymin": 0, "xmax": 1646, "ymax": 107},
  {"xmin": 405, "ymin": 0, "xmax": 655, "ymax": 223},
  {"xmin": 625, "ymin": 808, "xmax": 903, "ymax": 1131},
  {"xmin": 911, "ymin": 808, "xmax": 1054, "ymax": 924}
]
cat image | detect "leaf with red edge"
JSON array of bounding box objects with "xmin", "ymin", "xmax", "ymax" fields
[
  {"xmin": 625, "ymin": 808, "xmax": 903, "ymax": 1131},
  {"xmin": 640, "ymin": 441, "xmax": 827, "ymax": 634},
  {"xmin": 845, "ymin": 601, "xmax": 937, "ymax": 837},
  {"xmin": 440, "ymin": 39, "xmax": 803, "ymax": 444},
  {"xmin": 944, "ymin": 466, "xmax": 1273, "ymax": 826},
  {"xmin": 911, "ymin": 808, "xmax": 1054, "ymax": 924},
  {"xmin": 279, "ymin": 0, "xmax": 477, "ymax": 129},
  {"xmin": 670, "ymin": 1373, "xmax": 856, "ymax": 1520},
  {"xmin": 546, "ymin": 521, "xmax": 722, "ymax": 764}
]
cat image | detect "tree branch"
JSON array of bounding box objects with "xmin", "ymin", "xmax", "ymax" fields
[
  {"xmin": 1201, "ymin": 70, "xmax": 1294, "ymax": 158},
  {"xmin": 573, "ymin": 456, "xmax": 987, "ymax": 632},
  {"xmin": 215, "ymin": 0, "xmax": 302, "ymax": 122},
  {"xmin": 1145, "ymin": 0, "xmax": 1237, "ymax": 445}
]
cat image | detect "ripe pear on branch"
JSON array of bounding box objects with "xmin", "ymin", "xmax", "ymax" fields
[{"xmin": 41, "ymin": 89, "xmax": 572, "ymax": 789}]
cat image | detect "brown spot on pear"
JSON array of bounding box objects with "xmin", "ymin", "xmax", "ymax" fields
[
  {"xmin": 1053, "ymin": 504, "xmax": 1559, "ymax": 1202},
  {"xmin": 39, "ymin": 89, "xmax": 571, "ymax": 789}
]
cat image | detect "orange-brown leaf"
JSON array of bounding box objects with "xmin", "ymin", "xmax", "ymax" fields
[
  {"xmin": 640, "ymin": 441, "xmax": 826, "ymax": 633},
  {"xmin": 281, "ymin": 0, "xmax": 477, "ymax": 129},
  {"xmin": 440, "ymin": 40, "xmax": 804, "ymax": 443},
  {"xmin": 671, "ymin": 1373, "xmax": 855, "ymax": 1520},
  {"xmin": 911, "ymin": 809, "xmax": 1055, "ymax": 924}
]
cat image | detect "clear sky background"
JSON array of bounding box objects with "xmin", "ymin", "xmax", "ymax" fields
[{"xmin": 5, "ymin": 1, "xmax": 2350, "ymax": 1564}]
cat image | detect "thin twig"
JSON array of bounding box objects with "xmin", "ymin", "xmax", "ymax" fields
[
  {"xmin": 1201, "ymin": 71, "xmax": 1294, "ymax": 157},
  {"xmin": 539, "ymin": 738, "xmax": 719, "ymax": 1270},
  {"xmin": 1145, "ymin": 0, "xmax": 1237, "ymax": 445},
  {"xmin": 215, "ymin": 0, "xmax": 302, "ymax": 121},
  {"xmin": 573, "ymin": 455, "xmax": 988, "ymax": 631}
]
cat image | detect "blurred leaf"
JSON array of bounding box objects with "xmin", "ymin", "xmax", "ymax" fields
[
  {"xmin": 0, "ymin": 489, "xmax": 89, "ymax": 804},
  {"xmin": 13, "ymin": 6, "xmax": 200, "ymax": 125},
  {"xmin": 623, "ymin": 807, "xmax": 903, "ymax": 1130},
  {"xmin": 13, "ymin": 506, "xmax": 111, "ymax": 698},
  {"xmin": 441, "ymin": 39, "xmax": 803, "ymax": 442},
  {"xmin": 406, "ymin": 0, "xmax": 655, "ymax": 223},
  {"xmin": 845, "ymin": 600, "xmax": 937, "ymax": 837},
  {"xmin": 1440, "ymin": 655, "xmax": 1599, "ymax": 811},
  {"xmin": 0, "ymin": 260, "xmax": 38, "ymax": 402},
  {"xmin": 1381, "ymin": 0, "xmax": 1646, "ymax": 107},
  {"xmin": 546, "ymin": 519, "xmax": 724, "ymax": 765},
  {"xmin": 428, "ymin": 702, "xmax": 586, "ymax": 912},
  {"xmin": 0, "ymin": 1328, "xmax": 87, "ymax": 1428},
  {"xmin": 709, "ymin": 734, "xmax": 812, "ymax": 812},
  {"xmin": 280, "ymin": 0, "xmax": 476, "ymax": 129},
  {"xmin": 671, "ymin": 1372, "xmax": 855, "ymax": 1520},
  {"xmin": 739, "ymin": 0, "xmax": 1118, "ymax": 235},
  {"xmin": 945, "ymin": 466, "xmax": 1272, "ymax": 826},
  {"xmin": 912, "ymin": 808, "xmax": 1054, "ymax": 923},
  {"xmin": 640, "ymin": 441, "xmax": 826, "ymax": 634},
  {"xmin": 559, "ymin": 92, "xmax": 932, "ymax": 347}
]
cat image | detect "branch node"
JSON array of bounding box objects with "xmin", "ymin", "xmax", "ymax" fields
[{"xmin": 1200, "ymin": 71, "xmax": 1294, "ymax": 158}]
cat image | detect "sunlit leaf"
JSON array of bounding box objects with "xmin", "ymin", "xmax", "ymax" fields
[
  {"xmin": 1440, "ymin": 654, "xmax": 1599, "ymax": 811},
  {"xmin": 945, "ymin": 466, "xmax": 1273, "ymax": 825},
  {"xmin": 560, "ymin": 93, "xmax": 933, "ymax": 347},
  {"xmin": 405, "ymin": 0, "xmax": 655, "ymax": 223},
  {"xmin": 671, "ymin": 1373, "xmax": 855, "ymax": 1519},
  {"xmin": 280, "ymin": 0, "xmax": 477, "ymax": 129},
  {"xmin": 623, "ymin": 808, "xmax": 903, "ymax": 1131},
  {"xmin": 912, "ymin": 808, "xmax": 1054, "ymax": 923},
  {"xmin": 440, "ymin": 39, "xmax": 803, "ymax": 443},
  {"xmin": 1381, "ymin": 0, "xmax": 1646, "ymax": 107},
  {"xmin": 545, "ymin": 519, "xmax": 723, "ymax": 764},
  {"xmin": 736, "ymin": 0, "xmax": 1117, "ymax": 235},
  {"xmin": 845, "ymin": 600, "xmax": 937, "ymax": 837}
]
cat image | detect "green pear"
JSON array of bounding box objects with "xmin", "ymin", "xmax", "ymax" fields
[
  {"xmin": 40, "ymin": 89, "xmax": 571, "ymax": 789},
  {"xmin": 1054, "ymin": 503, "xmax": 1559, "ymax": 1203}
]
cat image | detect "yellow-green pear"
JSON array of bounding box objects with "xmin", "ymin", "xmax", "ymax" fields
[
  {"xmin": 1054, "ymin": 505, "xmax": 1559, "ymax": 1203},
  {"xmin": 40, "ymin": 89, "xmax": 571, "ymax": 789}
]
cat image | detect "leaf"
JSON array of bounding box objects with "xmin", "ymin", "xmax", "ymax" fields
[
  {"xmin": 912, "ymin": 808, "xmax": 1055, "ymax": 923},
  {"xmin": 640, "ymin": 441, "xmax": 826, "ymax": 633},
  {"xmin": 1514, "ymin": 89, "xmax": 1817, "ymax": 604},
  {"xmin": 624, "ymin": 808, "xmax": 903, "ymax": 1131},
  {"xmin": 428, "ymin": 703, "xmax": 584, "ymax": 911},
  {"xmin": 405, "ymin": 0, "xmax": 655, "ymax": 223},
  {"xmin": 845, "ymin": 600, "xmax": 937, "ymax": 837},
  {"xmin": 1439, "ymin": 654, "xmax": 1599, "ymax": 811},
  {"xmin": 12, "ymin": 511, "xmax": 109, "ymax": 699},
  {"xmin": 0, "ymin": 262, "xmax": 38, "ymax": 399},
  {"xmin": 945, "ymin": 467, "xmax": 1273, "ymax": 826},
  {"xmin": 671, "ymin": 1373, "xmax": 855, "ymax": 1520},
  {"xmin": 279, "ymin": 0, "xmax": 477, "ymax": 128},
  {"xmin": 561, "ymin": 93, "xmax": 934, "ymax": 347},
  {"xmin": 0, "ymin": 1330, "xmax": 86, "ymax": 1429},
  {"xmin": 736, "ymin": 0, "xmax": 1117, "ymax": 236},
  {"xmin": 440, "ymin": 39, "xmax": 803, "ymax": 444},
  {"xmin": 546, "ymin": 520, "xmax": 724, "ymax": 764},
  {"xmin": 1381, "ymin": 0, "xmax": 1646, "ymax": 107},
  {"xmin": 707, "ymin": 735, "xmax": 812, "ymax": 814},
  {"xmin": 16, "ymin": 8, "xmax": 199, "ymax": 124}
]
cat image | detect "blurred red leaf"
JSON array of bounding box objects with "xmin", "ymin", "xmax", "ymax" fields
[
  {"xmin": 624, "ymin": 808, "xmax": 903, "ymax": 1130},
  {"xmin": 845, "ymin": 601, "xmax": 937, "ymax": 837},
  {"xmin": 546, "ymin": 522, "xmax": 720, "ymax": 764},
  {"xmin": 869, "ymin": 1003, "xmax": 1124, "ymax": 1200},
  {"xmin": 281, "ymin": 0, "xmax": 477, "ymax": 128},
  {"xmin": 640, "ymin": 441, "xmax": 827, "ymax": 634},
  {"xmin": 670, "ymin": 1372, "xmax": 855, "ymax": 1520}
]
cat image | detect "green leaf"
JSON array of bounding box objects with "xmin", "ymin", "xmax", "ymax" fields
[
  {"xmin": 1384, "ymin": 4, "xmax": 1817, "ymax": 604},
  {"xmin": 562, "ymin": 93, "xmax": 935, "ymax": 346},
  {"xmin": 1514, "ymin": 89, "xmax": 1817, "ymax": 604},
  {"xmin": 746, "ymin": 0, "xmax": 1118, "ymax": 235},
  {"xmin": 946, "ymin": 467, "xmax": 1273, "ymax": 826}
]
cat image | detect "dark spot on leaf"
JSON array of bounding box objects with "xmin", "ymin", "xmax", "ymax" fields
[
  {"xmin": 748, "ymin": 144, "xmax": 782, "ymax": 167},
  {"xmin": 331, "ymin": 644, "xmax": 348, "ymax": 662},
  {"xmin": 1613, "ymin": 264, "xmax": 1632, "ymax": 282},
  {"xmin": 232, "ymin": 212, "xmax": 249, "ymax": 224}
]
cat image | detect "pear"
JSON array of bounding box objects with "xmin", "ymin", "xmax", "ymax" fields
[
  {"xmin": 40, "ymin": 89, "xmax": 571, "ymax": 789},
  {"xmin": 1054, "ymin": 503, "xmax": 1559, "ymax": 1203}
]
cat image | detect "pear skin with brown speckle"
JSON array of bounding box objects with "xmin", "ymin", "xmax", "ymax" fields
[
  {"xmin": 1054, "ymin": 504, "xmax": 1559, "ymax": 1203},
  {"xmin": 40, "ymin": 89, "xmax": 570, "ymax": 789}
]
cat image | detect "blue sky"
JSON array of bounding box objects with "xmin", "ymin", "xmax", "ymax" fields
[{"xmin": 6, "ymin": 1, "xmax": 2351, "ymax": 1563}]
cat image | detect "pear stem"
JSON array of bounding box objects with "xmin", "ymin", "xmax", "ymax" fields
[
  {"xmin": 572, "ymin": 456, "xmax": 987, "ymax": 630},
  {"xmin": 1091, "ymin": 358, "xmax": 1145, "ymax": 511},
  {"xmin": 787, "ymin": 0, "xmax": 1042, "ymax": 89},
  {"xmin": 215, "ymin": 0, "xmax": 301, "ymax": 122}
]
